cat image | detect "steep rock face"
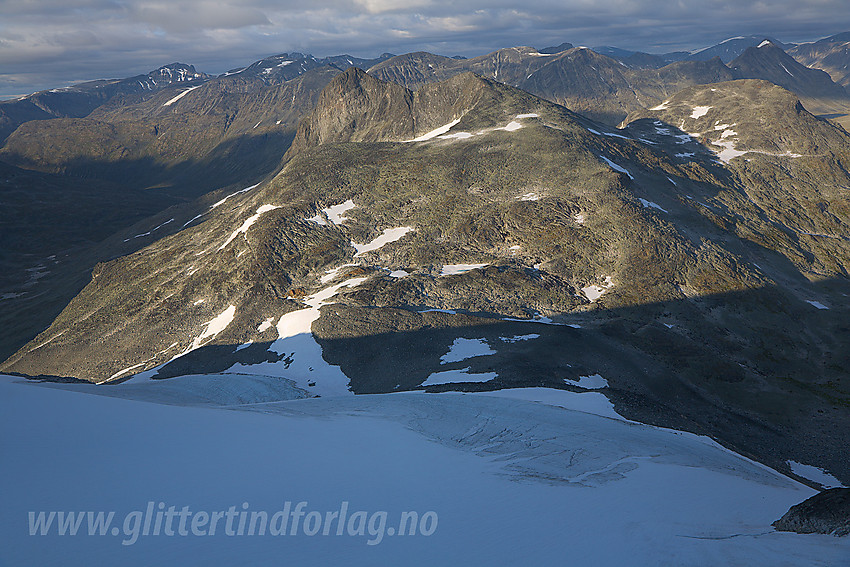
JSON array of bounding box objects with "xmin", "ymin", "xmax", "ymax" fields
[
  {"xmin": 289, "ymin": 68, "xmax": 504, "ymax": 153},
  {"xmin": 289, "ymin": 67, "xmax": 415, "ymax": 148},
  {"xmin": 3, "ymin": 71, "xmax": 848, "ymax": 487}
]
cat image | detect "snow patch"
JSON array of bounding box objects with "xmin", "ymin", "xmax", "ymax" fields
[
  {"xmin": 190, "ymin": 305, "xmax": 237, "ymax": 351},
  {"xmin": 582, "ymin": 276, "xmax": 614, "ymax": 302},
  {"xmin": 388, "ymin": 270, "xmax": 409, "ymax": 278},
  {"xmin": 786, "ymin": 460, "xmax": 845, "ymax": 489},
  {"xmin": 162, "ymin": 85, "xmax": 201, "ymax": 107},
  {"xmin": 309, "ymin": 199, "xmax": 356, "ymax": 226},
  {"xmin": 599, "ymin": 156, "xmax": 634, "ymax": 180},
  {"xmin": 805, "ymin": 300, "xmax": 829, "ymax": 310},
  {"xmin": 410, "ymin": 118, "xmax": 462, "ymax": 142},
  {"xmin": 440, "ymin": 263, "xmax": 488, "ymax": 276},
  {"xmin": 421, "ymin": 368, "xmax": 498, "ymax": 386},
  {"xmin": 320, "ymin": 264, "xmax": 357, "ymax": 284},
  {"xmin": 438, "ymin": 131, "xmax": 473, "ymax": 140},
  {"xmin": 690, "ymin": 106, "xmax": 712, "ymax": 119},
  {"xmin": 210, "ymin": 183, "xmax": 261, "ymax": 210},
  {"xmin": 500, "ymin": 334, "xmax": 540, "ymax": 343},
  {"xmin": 638, "ymin": 198, "xmax": 668, "ymax": 213},
  {"xmin": 650, "ymin": 101, "xmax": 670, "ymax": 110},
  {"xmin": 440, "ymin": 338, "xmax": 496, "ymax": 364},
  {"xmin": 352, "ymin": 227, "xmax": 413, "ymax": 257},
  {"xmin": 219, "ymin": 205, "xmax": 281, "ymax": 250},
  {"xmin": 498, "ymin": 121, "xmax": 523, "ymax": 132},
  {"xmin": 565, "ymin": 373, "xmax": 609, "ymax": 390}
]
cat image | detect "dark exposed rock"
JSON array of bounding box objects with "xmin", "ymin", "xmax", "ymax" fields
[{"xmin": 773, "ymin": 488, "xmax": 850, "ymax": 536}]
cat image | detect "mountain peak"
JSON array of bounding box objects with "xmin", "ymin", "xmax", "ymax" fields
[{"xmin": 731, "ymin": 41, "xmax": 849, "ymax": 100}]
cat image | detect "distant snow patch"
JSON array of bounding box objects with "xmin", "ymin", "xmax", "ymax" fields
[
  {"xmin": 388, "ymin": 270, "xmax": 409, "ymax": 278},
  {"xmin": 410, "ymin": 118, "xmax": 462, "ymax": 142},
  {"xmin": 565, "ymin": 373, "xmax": 609, "ymax": 390},
  {"xmin": 500, "ymin": 334, "xmax": 540, "ymax": 343},
  {"xmin": 162, "ymin": 85, "xmax": 201, "ymax": 106},
  {"xmin": 320, "ymin": 263, "xmax": 356, "ymax": 284},
  {"xmin": 219, "ymin": 204, "xmax": 281, "ymax": 250},
  {"xmin": 190, "ymin": 305, "xmax": 236, "ymax": 351},
  {"xmin": 124, "ymin": 218, "xmax": 174, "ymax": 241},
  {"xmin": 211, "ymin": 183, "xmax": 261, "ymax": 209},
  {"xmin": 587, "ymin": 127, "xmax": 629, "ymax": 140},
  {"xmin": 599, "ymin": 156, "xmax": 634, "ymax": 180},
  {"xmin": 519, "ymin": 192, "xmax": 539, "ymax": 201},
  {"xmin": 440, "ymin": 338, "xmax": 496, "ymax": 364},
  {"xmin": 325, "ymin": 200, "xmax": 356, "ymax": 225},
  {"xmin": 758, "ymin": 40, "xmax": 772, "ymax": 48},
  {"xmin": 352, "ymin": 227, "xmax": 413, "ymax": 257},
  {"xmin": 257, "ymin": 318, "xmax": 275, "ymax": 332},
  {"xmin": 582, "ymin": 276, "xmax": 614, "ymax": 302},
  {"xmin": 574, "ymin": 212, "xmax": 586, "ymax": 224},
  {"xmin": 805, "ymin": 300, "xmax": 829, "ymax": 310},
  {"xmin": 690, "ymin": 106, "xmax": 712, "ymax": 119},
  {"xmin": 650, "ymin": 101, "xmax": 670, "ymax": 111},
  {"xmin": 787, "ymin": 460, "xmax": 845, "ymax": 489},
  {"xmin": 638, "ymin": 198, "xmax": 668, "ymax": 213},
  {"xmin": 440, "ymin": 263, "xmax": 488, "ymax": 276},
  {"xmin": 421, "ymin": 368, "xmax": 498, "ymax": 386},
  {"xmin": 439, "ymin": 131, "xmax": 474, "ymax": 140},
  {"xmin": 499, "ymin": 121, "xmax": 524, "ymax": 132},
  {"xmin": 713, "ymin": 138, "xmax": 748, "ymax": 163}
]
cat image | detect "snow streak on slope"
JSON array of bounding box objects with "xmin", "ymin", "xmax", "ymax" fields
[
  {"xmin": 409, "ymin": 118, "xmax": 462, "ymax": 142},
  {"xmin": 162, "ymin": 85, "xmax": 201, "ymax": 107},
  {"xmin": 3, "ymin": 377, "xmax": 847, "ymax": 566},
  {"xmin": 219, "ymin": 205, "xmax": 281, "ymax": 250}
]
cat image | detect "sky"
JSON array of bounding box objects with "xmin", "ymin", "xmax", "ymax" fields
[{"xmin": 2, "ymin": 0, "xmax": 849, "ymax": 98}]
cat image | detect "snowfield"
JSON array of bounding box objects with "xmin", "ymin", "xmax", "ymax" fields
[{"xmin": 1, "ymin": 375, "xmax": 847, "ymax": 566}]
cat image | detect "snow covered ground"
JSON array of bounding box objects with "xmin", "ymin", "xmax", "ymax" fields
[{"xmin": 1, "ymin": 375, "xmax": 847, "ymax": 566}]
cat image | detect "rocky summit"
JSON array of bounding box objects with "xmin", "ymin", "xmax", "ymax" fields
[{"xmin": 3, "ymin": 66, "xmax": 848, "ymax": 490}]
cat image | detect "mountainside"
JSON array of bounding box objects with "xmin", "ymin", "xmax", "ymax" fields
[
  {"xmin": 0, "ymin": 63, "xmax": 345, "ymax": 363},
  {"xmin": 790, "ymin": 32, "xmax": 850, "ymax": 90},
  {"xmin": 730, "ymin": 41, "xmax": 848, "ymax": 100},
  {"xmin": 368, "ymin": 44, "xmax": 849, "ymax": 126},
  {"xmin": 4, "ymin": 70, "xmax": 848, "ymax": 487},
  {"xmin": 689, "ymin": 36, "xmax": 790, "ymax": 63},
  {"xmin": 0, "ymin": 65, "xmax": 341, "ymax": 190},
  {"xmin": 0, "ymin": 63, "xmax": 208, "ymax": 143},
  {"xmin": 368, "ymin": 47, "xmax": 739, "ymax": 125}
]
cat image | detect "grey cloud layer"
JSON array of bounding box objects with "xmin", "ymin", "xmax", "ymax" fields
[{"xmin": 1, "ymin": 0, "xmax": 849, "ymax": 97}]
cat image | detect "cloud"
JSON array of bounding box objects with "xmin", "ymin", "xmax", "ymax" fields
[{"xmin": 1, "ymin": 0, "xmax": 849, "ymax": 97}]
